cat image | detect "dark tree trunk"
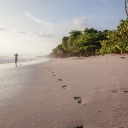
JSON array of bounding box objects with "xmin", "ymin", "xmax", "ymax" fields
[
  {"xmin": 92, "ymin": 49, "xmax": 93, "ymax": 56},
  {"xmin": 125, "ymin": 0, "xmax": 128, "ymax": 18},
  {"xmin": 79, "ymin": 50, "xmax": 82, "ymax": 56},
  {"xmin": 86, "ymin": 50, "xmax": 88, "ymax": 57}
]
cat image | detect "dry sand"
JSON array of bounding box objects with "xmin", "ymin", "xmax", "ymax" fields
[{"xmin": 0, "ymin": 54, "xmax": 128, "ymax": 128}]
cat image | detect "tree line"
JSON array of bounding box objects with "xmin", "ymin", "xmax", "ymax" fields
[{"xmin": 50, "ymin": 18, "xmax": 128, "ymax": 58}]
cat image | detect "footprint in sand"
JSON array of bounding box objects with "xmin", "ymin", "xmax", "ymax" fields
[
  {"xmin": 112, "ymin": 90, "xmax": 118, "ymax": 93},
  {"xmin": 120, "ymin": 57, "xmax": 125, "ymax": 59},
  {"xmin": 124, "ymin": 91, "xmax": 128, "ymax": 93},
  {"xmin": 75, "ymin": 126, "xmax": 84, "ymax": 128},
  {"xmin": 74, "ymin": 97, "xmax": 85, "ymax": 106},
  {"xmin": 62, "ymin": 85, "xmax": 67, "ymax": 89},
  {"xmin": 120, "ymin": 88, "xmax": 128, "ymax": 93},
  {"xmin": 58, "ymin": 79, "xmax": 62, "ymax": 81}
]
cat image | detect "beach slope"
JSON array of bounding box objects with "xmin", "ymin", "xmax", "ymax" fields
[{"xmin": 0, "ymin": 54, "xmax": 128, "ymax": 128}]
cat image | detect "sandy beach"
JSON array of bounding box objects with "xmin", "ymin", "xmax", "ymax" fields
[{"xmin": 0, "ymin": 54, "xmax": 128, "ymax": 128}]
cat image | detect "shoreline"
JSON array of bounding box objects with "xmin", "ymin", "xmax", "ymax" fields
[{"xmin": 0, "ymin": 54, "xmax": 128, "ymax": 128}]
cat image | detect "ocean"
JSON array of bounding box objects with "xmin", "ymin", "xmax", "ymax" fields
[
  {"xmin": 0, "ymin": 55, "xmax": 51, "ymax": 102},
  {"xmin": 0, "ymin": 56, "xmax": 51, "ymax": 67}
]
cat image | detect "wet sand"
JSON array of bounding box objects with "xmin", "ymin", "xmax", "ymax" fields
[{"xmin": 0, "ymin": 54, "xmax": 128, "ymax": 128}]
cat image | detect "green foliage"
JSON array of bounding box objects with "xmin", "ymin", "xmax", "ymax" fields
[
  {"xmin": 100, "ymin": 18, "xmax": 128, "ymax": 54},
  {"xmin": 51, "ymin": 19, "xmax": 128, "ymax": 58},
  {"xmin": 51, "ymin": 28, "xmax": 108, "ymax": 57},
  {"xmin": 62, "ymin": 36, "xmax": 68, "ymax": 51},
  {"xmin": 51, "ymin": 44, "xmax": 67, "ymax": 57},
  {"xmin": 67, "ymin": 30, "xmax": 82, "ymax": 53}
]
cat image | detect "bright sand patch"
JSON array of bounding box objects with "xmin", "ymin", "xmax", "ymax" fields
[{"xmin": 0, "ymin": 54, "xmax": 128, "ymax": 128}]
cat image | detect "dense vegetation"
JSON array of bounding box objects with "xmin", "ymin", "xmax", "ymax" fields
[
  {"xmin": 100, "ymin": 18, "xmax": 128, "ymax": 54},
  {"xmin": 50, "ymin": 18, "xmax": 128, "ymax": 57}
]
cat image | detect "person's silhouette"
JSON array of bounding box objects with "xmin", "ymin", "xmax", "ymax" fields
[{"xmin": 14, "ymin": 53, "xmax": 19, "ymax": 65}]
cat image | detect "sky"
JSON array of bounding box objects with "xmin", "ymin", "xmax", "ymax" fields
[{"xmin": 0, "ymin": 0, "xmax": 127, "ymax": 57}]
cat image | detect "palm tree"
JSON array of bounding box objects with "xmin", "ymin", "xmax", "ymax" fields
[{"xmin": 125, "ymin": 0, "xmax": 128, "ymax": 18}]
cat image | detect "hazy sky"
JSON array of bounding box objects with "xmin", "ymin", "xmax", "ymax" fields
[{"xmin": 0, "ymin": 0, "xmax": 127, "ymax": 56}]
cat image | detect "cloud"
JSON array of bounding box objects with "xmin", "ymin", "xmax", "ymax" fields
[
  {"xmin": 25, "ymin": 12, "xmax": 88, "ymax": 37},
  {"xmin": 17, "ymin": 31, "xmax": 28, "ymax": 34},
  {"xmin": 17, "ymin": 31, "xmax": 53, "ymax": 38},
  {"xmin": 73, "ymin": 17, "xmax": 87, "ymax": 30},
  {"xmin": 37, "ymin": 33, "xmax": 53, "ymax": 38},
  {"xmin": 31, "ymin": 32, "xmax": 53, "ymax": 38},
  {"xmin": 57, "ymin": 17, "xmax": 87, "ymax": 34},
  {"xmin": 24, "ymin": 12, "xmax": 55, "ymax": 33},
  {"xmin": 0, "ymin": 27, "xmax": 53, "ymax": 38},
  {"xmin": 0, "ymin": 28, "xmax": 6, "ymax": 31}
]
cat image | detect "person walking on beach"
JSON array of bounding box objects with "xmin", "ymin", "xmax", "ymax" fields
[{"xmin": 14, "ymin": 53, "xmax": 18, "ymax": 65}]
